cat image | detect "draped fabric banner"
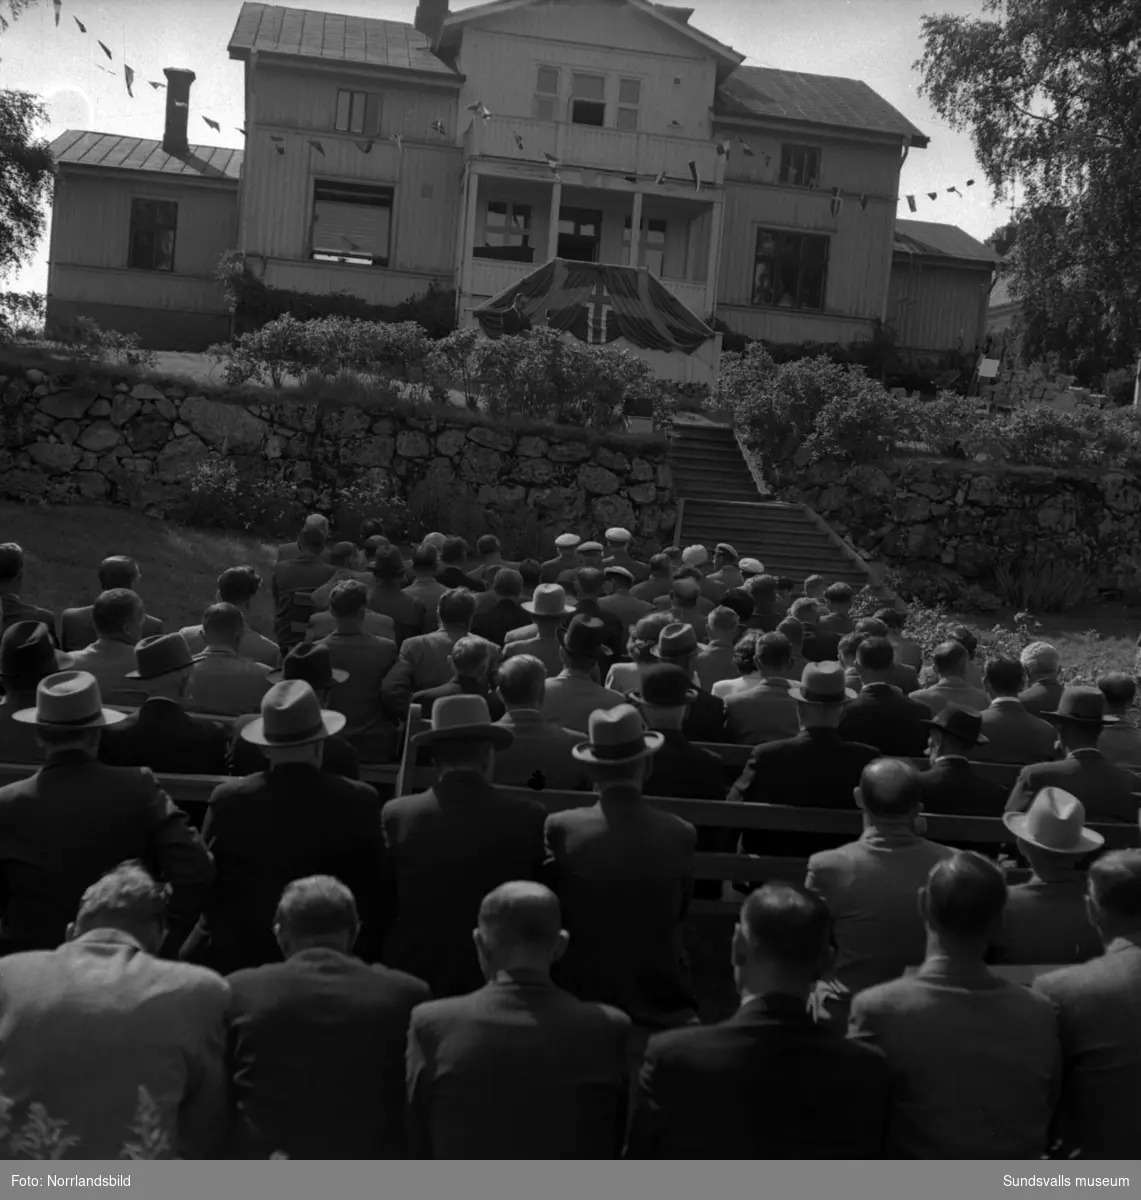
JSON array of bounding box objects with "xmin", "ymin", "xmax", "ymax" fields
[{"xmin": 473, "ymin": 260, "xmax": 713, "ymax": 356}]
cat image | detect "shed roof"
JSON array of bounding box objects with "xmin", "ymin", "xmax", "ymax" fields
[
  {"xmin": 894, "ymin": 219, "xmax": 999, "ymax": 264},
  {"xmin": 50, "ymin": 130, "xmax": 242, "ymax": 181}
]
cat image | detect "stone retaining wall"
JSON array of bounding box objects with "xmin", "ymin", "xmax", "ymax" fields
[{"xmin": 0, "ymin": 364, "xmax": 676, "ymax": 547}]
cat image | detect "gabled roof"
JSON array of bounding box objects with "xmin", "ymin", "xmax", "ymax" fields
[
  {"xmin": 717, "ymin": 66, "xmax": 928, "ymax": 148},
  {"xmin": 50, "ymin": 131, "xmax": 242, "ymax": 181},
  {"xmin": 893, "ymin": 219, "xmax": 999, "ymax": 265},
  {"xmin": 439, "ymin": 0, "xmax": 743, "ymax": 71},
  {"xmin": 228, "ymin": 2, "xmax": 459, "ymax": 76}
]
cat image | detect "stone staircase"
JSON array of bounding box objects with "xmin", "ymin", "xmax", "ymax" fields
[{"xmin": 669, "ymin": 419, "xmax": 874, "ymax": 590}]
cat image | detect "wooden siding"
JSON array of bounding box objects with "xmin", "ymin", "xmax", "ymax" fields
[
  {"xmin": 240, "ymin": 126, "xmax": 461, "ymax": 273},
  {"xmin": 252, "ymin": 63, "xmax": 457, "ymax": 140},
  {"xmin": 262, "ymin": 258, "xmax": 451, "ymax": 306},
  {"xmin": 717, "ymin": 180, "xmax": 896, "ymax": 319},
  {"xmin": 714, "ymin": 304, "xmax": 875, "ymax": 344},
  {"xmin": 457, "ymin": 21, "xmax": 717, "ymax": 142},
  {"xmin": 889, "ymin": 258, "xmax": 992, "ymax": 354},
  {"xmin": 48, "ymin": 171, "xmax": 236, "ymax": 314}
]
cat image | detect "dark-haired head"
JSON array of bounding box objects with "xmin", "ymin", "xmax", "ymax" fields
[
  {"xmin": 732, "ymin": 883, "xmax": 834, "ymax": 996},
  {"xmin": 984, "ymin": 655, "xmax": 1025, "ymax": 698},
  {"xmin": 721, "ymin": 588, "xmax": 755, "ymax": 624},
  {"xmin": 440, "ymin": 537, "xmax": 468, "ymax": 565},
  {"xmin": 933, "ymin": 640, "xmax": 969, "ymax": 680},
  {"xmin": 97, "ymin": 556, "xmax": 140, "ymax": 591},
  {"xmin": 1087, "ymin": 850, "xmax": 1141, "ymax": 941},
  {"xmin": 756, "ymin": 631, "xmax": 792, "ymax": 674},
  {"xmin": 856, "ymin": 636, "xmax": 895, "ymax": 678},
  {"xmin": 921, "ymin": 852, "xmax": 1007, "ymax": 945},
  {"xmin": 1098, "ymin": 672, "xmax": 1137, "ymax": 716}
]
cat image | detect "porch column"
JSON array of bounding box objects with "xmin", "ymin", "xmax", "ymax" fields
[
  {"xmin": 459, "ymin": 167, "xmax": 480, "ymax": 302},
  {"xmin": 704, "ymin": 195, "xmax": 725, "ymax": 316},
  {"xmin": 629, "ymin": 190, "xmax": 644, "ymax": 267},
  {"xmin": 546, "ymin": 176, "xmax": 563, "ymax": 264}
]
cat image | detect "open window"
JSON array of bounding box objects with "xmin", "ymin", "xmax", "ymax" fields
[
  {"xmin": 778, "ymin": 144, "xmax": 822, "ymax": 188},
  {"xmin": 569, "ymin": 73, "xmax": 606, "ymax": 127},
  {"xmin": 127, "ymin": 198, "xmax": 177, "ymax": 272},
  {"xmin": 558, "ymin": 207, "xmax": 603, "ymax": 262}
]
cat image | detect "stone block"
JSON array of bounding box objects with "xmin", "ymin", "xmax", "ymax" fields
[
  {"xmin": 548, "ymin": 441, "xmax": 590, "ymax": 463},
  {"xmin": 578, "ymin": 463, "xmax": 620, "ymax": 495},
  {"xmin": 516, "ymin": 436, "xmax": 548, "ymax": 458},
  {"xmin": 110, "ymin": 394, "xmax": 143, "ymax": 426},
  {"xmin": 179, "ymin": 396, "xmax": 266, "ymax": 453},
  {"xmin": 468, "ymin": 426, "xmax": 515, "ymax": 452},
  {"xmin": 40, "ymin": 392, "xmax": 94, "ymax": 420},
  {"xmin": 28, "ymin": 442, "xmax": 82, "ymax": 473},
  {"xmin": 131, "ymin": 383, "xmax": 166, "ymax": 401},
  {"xmin": 396, "ymin": 430, "xmax": 431, "ymax": 458},
  {"xmin": 78, "ymin": 420, "xmax": 122, "ymax": 453}
]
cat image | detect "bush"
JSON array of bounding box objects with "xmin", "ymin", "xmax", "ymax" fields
[
  {"xmin": 175, "ymin": 458, "xmax": 304, "ymax": 537},
  {"xmin": 903, "ymin": 391, "xmax": 992, "ymax": 457},
  {"xmin": 0, "ymin": 291, "xmax": 45, "ymax": 341},
  {"xmin": 331, "ymin": 477, "xmax": 408, "ymax": 544},
  {"xmin": 54, "ymin": 317, "xmax": 158, "ymax": 371},
  {"xmin": 991, "ymin": 549, "xmax": 1102, "ymax": 613}
]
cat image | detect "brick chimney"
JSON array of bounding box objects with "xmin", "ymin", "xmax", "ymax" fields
[
  {"xmin": 162, "ymin": 68, "xmax": 196, "ymax": 156},
  {"xmin": 413, "ymin": 0, "xmax": 448, "ymax": 46}
]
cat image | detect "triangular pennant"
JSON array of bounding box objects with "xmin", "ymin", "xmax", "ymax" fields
[
  {"xmin": 623, "ymin": 174, "xmax": 638, "ymax": 184},
  {"xmin": 429, "ymin": 120, "xmax": 446, "ymax": 136},
  {"xmin": 689, "ymin": 160, "xmax": 700, "ymax": 192},
  {"xmin": 274, "ymin": 142, "xmax": 285, "ymax": 156},
  {"xmin": 480, "ymin": 105, "xmax": 492, "ymax": 123},
  {"xmin": 271, "ymin": 135, "xmax": 285, "ymax": 156},
  {"xmin": 830, "ymin": 186, "xmax": 843, "ymax": 217},
  {"xmin": 716, "ymin": 139, "xmax": 731, "ymax": 157},
  {"xmin": 237, "ymin": 126, "xmax": 246, "ymax": 136},
  {"xmin": 948, "ymin": 186, "xmax": 962, "ymax": 198},
  {"xmin": 653, "ymin": 170, "xmax": 666, "ymax": 186},
  {"xmin": 738, "ymin": 137, "xmax": 754, "ymax": 157},
  {"xmin": 53, "ymin": 0, "xmax": 61, "ymax": 27},
  {"xmin": 204, "ymin": 116, "xmax": 221, "ymax": 132},
  {"xmin": 966, "ymin": 179, "xmax": 975, "ymax": 187},
  {"xmin": 512, "ymin": 131, "xmax": 524, "ymax": 149},
  {"xmin": 308, "ymin": 138, "xmax": 325, "ymax": 155},
  {"xmin": 927, "ymin": 191, "xmax": 938, "ymax": 200},
  {"xmin": 124, "ymin": 65, "xmax": 134, "ymax": 98},
  {"xmin": 95, "ymin": 63, "xmax": 115, "ymax": 76},
  {"xmin": 668, "ymin": 120, "xmax": 683, "ymax": 129},
  {"xmin": 392, "ymin": 133, "xmax": 403, "ymax": 152},
  {"xmin": 906, "ymin": 194, "xmax": 917, "ymax": 212},
  {"xmin": 465, "ymin": 100, "xmax": 484, "ymax": 112},
  {"xmin": 73, "ymin": 14, "xmax": 85, "ymax": 31},
  {"xmin": 355, "ymin": 139, "xmax": 374, "ymax": 154},
  {"xmin": 98, "ymin": 39, "xmax": 112, "ymax": 60},
  {"xmin": 859, "ymin": 194, "xmax": 869, "ymax": 211},
  {"xmin": 149, "ymin": 80, "xmax": 165, "ymax": 89}
]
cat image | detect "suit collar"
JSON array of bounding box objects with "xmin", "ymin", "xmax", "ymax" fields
[
  {"xmin": 735, "ymin": 993, "xmax": 813, "ymax": 1023},
  {"xmin": 1069, "ymin": 748, "xmax": 1105, "ymax": 761},
  {"xmin": 990, "ymin": 697, "xmax": 1024, "ymax": 710},
  {"xmin": 860, "ymin": 824, "xmax": 925, "ymax": 848},
  {"xmin": 500, "ymin": 708, "xmax": 543, "ymax": 728},
  {"xmin": 435, "ymin": 770, "xmax": 498, "ymax": 797},
  {"xmin": 1106, "ymin": 934, "xmax": 1141, "ymax": 957},
  {"xmin": 43, "ymin": 749, "xmax": 99, "ymax": 769},
  {"xmin": 915, "ymin": 954, "xmax": 1005, "ymax": 988},
  {"xmin": 70, "ymin": 928, "xmax": 145, "ymax": 951},
  {"xmin": 492, "ymin": 968, "xmax": 554, "ymax": 988},
  {"xmin": 862, "ymin": 682, "xmax": 899, "ymax": 697},
  {"xmin": 933, "ymin": 755, "xmax": 970, "ymax": 766}
]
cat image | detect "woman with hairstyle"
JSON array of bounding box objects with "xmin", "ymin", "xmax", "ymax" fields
[
  {"xmin": 604, "ymin": 611, "xmax": 674, "ymax": 696},
  {"xmin": 713, "ymin": 631, "xmax": 761, "ymax": 700}
]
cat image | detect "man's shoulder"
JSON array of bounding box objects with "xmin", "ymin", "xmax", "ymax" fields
[{"xmin": 1034, "ymin": 952, "xmax": 1123, "ymax": 1005}]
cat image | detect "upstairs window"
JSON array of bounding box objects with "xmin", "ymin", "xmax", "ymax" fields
[
  {"xmin": 335, "ymin": 89, "xmax": 380, "ymax": 135},
  {"xmin": 311, "ymin": 180, "xmax": 393, "ymax": 267},
  {"xmin": 127, "ymin": 198, "xmax": 177, "ymax": 272},
  {"xmin": 623, "ymin": 216, "xmax": 667, "ymax": 276},
  {"xmin": 533, "ymin": 66, "xmax": 560, "ymax": 121},
  {"xmin": 752, "ymin": 228, "xmax": 828, "ymax": 310},
  {"xmin": 570, "ymin": 73, "xmax": 606, "ymax": 127},
  {"xmin": 616, "ymin": 78, "xmax": 641, "ymax": 131},
  {"xmin": 483, "ymin": 201, "xmax": 532, "ymax": 248},
  {"xmin": 779, "ymin": 144, "xmax": 821, "ymax": 187}
]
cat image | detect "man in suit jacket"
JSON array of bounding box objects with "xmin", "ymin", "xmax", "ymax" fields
[
  {"xmin": 407, "ymin": 882, "xmax": 631, "ymax": 1159},
  {"xmin": 382, "ymin": 696, "xmax": 546, "ymax": 997},
  {"xmin": 491, "ymin": 655, "xmax": 588, "ymax": 791},
  {"xmin": 572, "ymin": 569, "xmax": 626, "ymax": 659},
  {"xmin": 543, "ymin": 705, "xmax": 698, "ymax": 1032},
  {"xmin": 274, "ymin": 514, "xmax": 331, "ymax": 565},
  {"xmin": 1032, "ymin": 849, "xmax": 1141, "ymax": 1158},
  {"xmin": 367, "ymin": 547, "xmax": 429, "ymax": 647},
  {"xmin": 629, "ymin": 553, "xmax": 673, "ymax": 604},
  {"xmin": 179, "ymin": 565, "xmax": 280, "ymax": 669},
  {"xmin": 837, "ymin": 636, "xmax": 932, "ymax": 757},
  {"xmin": 817, "ymin": 582, "xmax": 855, "ymax": 639},
  {"xmin": 853, "ymin": 618, "xmax": 920, "ymax": 694},
  {"xmin": 227, "ymin": 875, "xmax": 429, "ymax": 1159},
  {"xmin": 995, "ymin": 788, "xmax": 1103, "ymax": 966},
  {"xmin": 1095, "ymin": 672, "xmax": 1141, "ymax": 767},
  {"xmin": 185, "ymin": 681, "xmax": 389, "ymax": 975},
  {"xmin": 653, "ymin": 622, "xmax": 727, "ymax": 743},
  {"xmin": 724, "ymin": 632, "xmax": 800, "ymax": 745},
  {"xmin": 381, "ymin": 588, "xmax": 479, "ymax": 719},
  {"xmin": 850, "ymin": 852, "xmax": 1062, "ymax": 1159},
  {"xmin": 601, "ymin": 527, "xmax": 651, "ymax": 584},
  {"xmin": 626, "ymin": 882, "xmax": 889, "ymax": 1159},
  {"xmin": 0, "ymin": 621, "xmax": 70, "ymax": 764},
  {"xmin": 805, "ymin": 759, "xmax": 954, "ymax": 1024},
  {"xmin": 917, "ymin": 705, "xmax": 1009, "ymax": 817},
  {"xmin": 693, "ymin": 605, "xmax": 740, "ymax": 693},
  {"xmin": 1006, "ymin": 688, "xmax": 1141, "ymax": 824},
  {"xmin": 61, "ymin": 555, "xmax": 163, "ymax": 653},
  {"xmin": 541, "ymin": 533, "xmax": 582, "ymax": 585},
  {"xmin": 412, "ymin": 635, "xmax": 505, "ymax": 723},
  {"xmin": 974, "ymin": 655, "xmax": 1058, "ymax": 765},
  {"xmin": 99, "ymin": 633, "xmax": 230, "ymax": 776},
  {"xmin": 911, "ymin": 640, "xmax": 989, "ymax": 718},
  {"xmin": 435, "ymin": 537, "xmax": 486, "ymax": 593},
  {"xmin": 728, "ymin": 663, "xmax": 880, "ymax": 859},
  {"xmin": 471, "ymin": 568, "xmax": 531, "ymax": 646},
  {"xmin": 0, "ymin": 670, "xmax": 213, "ymax": 957},
  {"xmin": 599, "ymin": 567, "xmax": 653, "ymax": 645},
  {"xmin": 541, "ymin": 616, "xmax": 625, "ymax": 733},
  {"xmin": 0, "ymin": 863, "xmax": 228, "ymax": 1159},
  {"xmin": 502, "ymin": 583, "xmax": 576, "ymax": 677},
  {"xmin": 272, "ymin": 522, "xmax": 337, "ymax": 652},
  {"xmin": 875, "ymin": 606, "xmax": 924, "ymax": 672},
  {"xmin": 186, "ymin": 603, "xmax": 274, "ymax": 718},
  {"xmin": 0, "ymin": 542, "xmax": 58, "ymax": 645},
  {"xmin": 1020, "ymin": 641, "xmax": 1065, "ymax": 718},
  {"xmin": 65, "ymin": 588, "xmax": 146, "ymax": 703}
]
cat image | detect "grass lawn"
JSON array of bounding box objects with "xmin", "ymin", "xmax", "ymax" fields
[{"xmin": 0, "ymin": 500, "xmax": 278, "ymax": 636}]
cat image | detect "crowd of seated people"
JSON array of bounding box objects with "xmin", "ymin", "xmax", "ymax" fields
[{"xmin": 0, "ymin": 523, "xmax": 1139, "ymax": 1161}]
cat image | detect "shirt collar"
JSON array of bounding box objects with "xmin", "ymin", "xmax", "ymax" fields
[
  {"xmin": 201, "ymin": 644, "xmax": 241, "ymax": 659},
  {"xmin": 934, "ymin": 754, "xmax": 970, "ymax": 765},
  {"xmin": 990, "ymin": 696, "xmax": 1023, "ymax": 709},
  {"xmin": 1070, "ymin": 747, "xmax": 1105, "ymax": 760},
  {"xmin": 69, "ymin": 928, "xmax": 145, "ymax": 952},
  {"xmin": 860, "ymin": 824, "xmax": 924, "ymax": 847}
]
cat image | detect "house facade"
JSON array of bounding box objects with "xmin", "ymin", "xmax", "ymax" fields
[{"xmin": 47, "ymin": 0, "xmax": 998, "ymax": 365}]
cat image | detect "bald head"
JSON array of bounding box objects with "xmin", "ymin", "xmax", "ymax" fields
[
  {"xmin": 857, "ymin": 758, "xmax": 922, "ymax": 820},
  {"xmin": 475, "ymin": 882, "xmax": 567, "ymax": 977}
]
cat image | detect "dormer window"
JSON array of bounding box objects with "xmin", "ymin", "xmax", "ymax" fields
[
  {"xmin": 779, "ymin": 144, "xmax": 821, "ymax": 188},
  {"xmin": 533, "ymin": 67, "xmax": 560, "ymax": 121},
  {"xmin": 570, "ymin": 73, "xmax": 606, "ymax": 127}
]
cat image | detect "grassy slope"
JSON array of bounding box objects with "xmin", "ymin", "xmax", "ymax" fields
[{"xmin": 0, "ymin": 500, "xmax": 278, "ymax": 636}]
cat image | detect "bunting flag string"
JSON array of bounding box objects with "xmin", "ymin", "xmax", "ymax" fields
[
  {"xmin": 829, "ymin": 186, "xmax": 843, "ymax": 217},
  {"xmin": 73, "ymin": 15, "xmax": 85, "ymax": 31},
  {"xmin": 149, "ymin": 80, "xmax": 165, "ymax": 89},
  {"xmin": 430, "ymin": 120, "xmax": 447, "ymax": 136},
  {"xmin": 97, "ymin": 39, "xmax": 112, "ymax": 59},
  {"xmin": 203, "ymin": 116, "xmax": 221, "ymax": 132},
  {"xmin": 308, "ymin": 138, "xmax": 325, "ymax": 155},
  {"xmin": 689, "ymin": 160, "xmax": 701, "ymax": 192},
  {"xmin": 123, "ymin": 65, "xmax": 134, "ymax": 98}
]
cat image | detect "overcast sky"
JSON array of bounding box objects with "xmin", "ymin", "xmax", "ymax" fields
[{"xmin": 3, "ymin": 0, "xmax": 1009, "ymax": 295}]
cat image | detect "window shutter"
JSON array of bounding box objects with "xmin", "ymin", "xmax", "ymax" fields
[
  {"xmin": 313, "ymin": 196, "xmax": 391, "ymax": 261},
  {"xmin": 365, "ymin": 93, "xmax": 382, "ymax": 137}
]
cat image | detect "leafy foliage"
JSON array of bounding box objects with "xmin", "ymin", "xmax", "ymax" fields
[
  {"xmin": 917, "ymin": 0, "xmax": 1141, "ymax": 383},
  {"xmin": 55, "ymin": 317, "xmax": 159, "ymax": 371},
  {"xmin": 991, "ymin": 548, "xmax": 1102, "ymax": 613},
  {"xmin": 0, "ymin": 89, "xmax": 54, "ymax": 282},
  {"xmin": 176, "ymin": 458, "xmax": 304, "ymax": 538},
  {"xmin": 118, "ymin": 1088, "xmax": 174, "ymax": 1161},
  {"xmin": 0, "ymin": 290, "xmax": 43, "ymax": 339},
  {"xmin": 331, "ymin": 477, "xmax": 408, "ymax": 544}
]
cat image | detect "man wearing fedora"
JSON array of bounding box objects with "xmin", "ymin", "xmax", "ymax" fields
[
  {"xmin": 653, "ymin": 622, "xmax": 727, "ymax": 744},
  {"xmin": 572, "ymin": 568, "xmax": 625, "ymax": 659},
  {"xmin": 503, "ymin": 583, "xmax": 576, "ymax": 677},
  {"xmin": 849, "ymin": 852, "xmax": 1062, "ymax": 1159},
  {"xmin": 1006, "ymin": 687, "xmax": 1141, "ymax": 824},
  {"xmin": 381, "ymin": 588, "xmax": 481, "ymax": 720},
  {"xmin": 61, "ymin": 555, "xmax": 164, "ymax": 654},
  {"xmin": 229, "ymin": 643, "xmax": 360, "ymax": 780},
  {"xmin": 0, "ymin": 670, "xmax": 213, "ymax": 957},
  {"xmin": 0, "ymin": 621, "xmax": 71, "ymax": 764},
  {"xmin": 541, "ymin": 615, "xmax": 625, "ymax": 735},
  {"xmin": 915, "ymin": 705, "xmax": 1009, "ymax": 819},
  {"xmin": 99, "ymin": 633, "xmax": 230, "ymax": 776},
  {"xmin": 406, "ymin": 882, "xmax": 632, "ymax": 1159},
  {"xmin": 838, "ymin": 637, "xmax": 932, "ymax": 758},
  {"xmin": 728, "ymin": 662, "xmax": 880, "ymax": 860},
  {"xmin": 186, "ymin": 680, "xmax": 388, "ymax": 974},
  {"xmin": 541, "ymin": 532, "xmax": 582, "ymax": 585},
  {"xmin": 1032, "ymin": 849, "xmax": 1141, "ymax": 1158},
  {"xmin": 601, "ymin": 527, "xmax": 649, "ymax": 585},
  {"xmin": 186, "ymin": 603, "xmax": 275, "ymax": 718},
  {"xmin": 382, "ymin": 695, "xmax": 546, "ymax": 996},
  {"xmin": 367, "ymin": 546, "xmax": 429, "ymax": 647},
  {"xmin": 994, "ymin": 788, "xmax": 1103, "ymax": 966},
  {"xmin": 598, "ymin": 566, "xmax": 653, "ymax": 644},
  {"xmin": 544, "ymin": 705, "xmax": 698, "ymax": 1036},
  {"xmin": 312, "ymin": 579, "xmax": 399, "ymax": 763},
  {"xmin": 492, "ymin": 655, "xmax": 589, "ymax": 791}
]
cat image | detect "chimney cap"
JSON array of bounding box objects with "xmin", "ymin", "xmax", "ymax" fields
[{"xmin": 163, "ymin": 67, "xmax": 197, "ymax": 84}]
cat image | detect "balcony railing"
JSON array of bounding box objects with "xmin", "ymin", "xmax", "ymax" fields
[{"xmin": 465, "ymin": 114, "xmax": 725, "ymax": 186}]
